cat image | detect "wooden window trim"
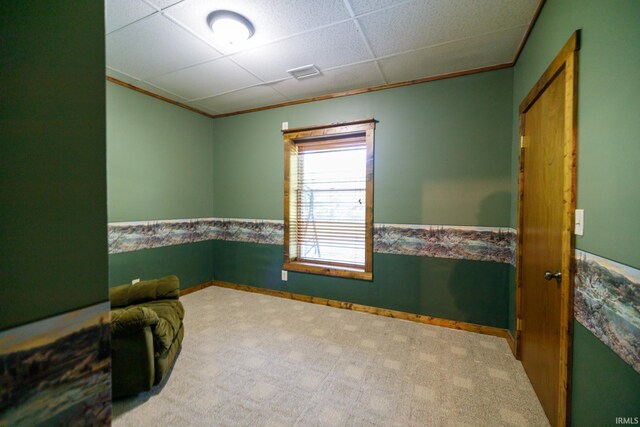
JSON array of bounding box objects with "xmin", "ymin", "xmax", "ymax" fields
[{"xmin": 283, "ymin": 119, "xmax": 375, "ymax": 281}]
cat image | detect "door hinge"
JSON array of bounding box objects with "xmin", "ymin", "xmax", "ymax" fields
[
  {"xmin": 520, "ymin": 135, "xmax": 525, "ymax": 149},
  {"xmin": 516, "ymin": 318, "xmax": 523, "ymax": 332}
]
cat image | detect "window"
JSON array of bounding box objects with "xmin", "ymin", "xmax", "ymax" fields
[{"xmin": 283, "ymin": 119, "xmax": 375, "ymax": 280}]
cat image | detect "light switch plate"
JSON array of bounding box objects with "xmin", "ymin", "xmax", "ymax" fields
[
  {"xmin": 282, "ymin": 122, "xmax": 288, "ymax": 130},
  {"xmin": 575, "ymin": 209, "xmax": 584, "ymax": 236},
  {"xmin": 281, "ymin": 270, "xmax": 288, "ymax": 281}
]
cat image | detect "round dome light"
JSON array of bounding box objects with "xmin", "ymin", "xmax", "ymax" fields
[{"xmin": 207, "ymin": 10, "xmax": 254, "ymax": 44}]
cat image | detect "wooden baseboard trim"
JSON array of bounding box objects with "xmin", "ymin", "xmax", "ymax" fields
[
  {"xmin": 506, "ymin": 330, "xmax": 517, "ymax": 356},
  {"xmin": 207, "ymin": 280, "xmax": 510, "ymax": 340},
  {"xmin": 180, "ymin": 281, "xmax": 215, "ymax": 297}
]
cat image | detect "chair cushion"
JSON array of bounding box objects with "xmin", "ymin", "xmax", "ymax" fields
[
  {"xmin": 138, "ymin": 299, "xmax": 185, "ymax": 357},
  {"xmin": 109, "ymin": 275, "xmax": 180, "ymax": 308}
]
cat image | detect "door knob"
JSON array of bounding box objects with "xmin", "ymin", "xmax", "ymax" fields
[{"xmin": 544, "ymin": 271, "xmax": 562, "ymax": 283}]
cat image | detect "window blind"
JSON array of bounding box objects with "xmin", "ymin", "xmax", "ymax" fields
[{"xmin": 293, "ymin": 137, "xmax": 367, "ymax": 267}]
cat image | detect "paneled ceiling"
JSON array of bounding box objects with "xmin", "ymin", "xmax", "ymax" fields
[{"xmin": 106, "ymin": 0, "xmax": 542, "ymax": 116}]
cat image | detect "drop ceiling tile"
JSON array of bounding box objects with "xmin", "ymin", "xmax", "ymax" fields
[
  {"xmin": 147, "ymin": 58, "xmax": 262, "ymax": 100},
  {"xmin": 146, "ymin": 0, "xmax": 185, "ymax": 10},
  {"xmin": 272, "ymin": 62, "xmax": 385, "ymax": 100},
  {"xmin": 107, "ymin": 67, "xmax": 190, "ymax": 102},
  {"xmin": 105, "ymin": 0, "xmax": 542, "ymax": 112},
  {"xmin": 106, "ymin": 14, "xmax": 220, "ymax": 80},
  {"xmin": 359, "ymin": 0, "xmax": 539, "ymax": 57},
  {"xmin": 165, "ymin": 0, "xmax": 351, "ymax": 55},
  {"xmin": 196, "ymin": 86, "xmax": 289, "ymax": 114},
  {"xmin": 379, "ymin": 26, "xmax": 524, "ymax": 83},
  {"xmin": 105, "ymin": 0, "xmax": 157, "ymax": 34},
  {"xmin": 347, "ymin": 0, "xmax": 408, "ymax": 16},
  {"xmin": 231, "ymin": 21, "xmax": 372, "ymax": 82}
]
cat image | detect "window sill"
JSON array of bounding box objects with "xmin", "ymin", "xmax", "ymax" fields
[{"xmin": 283, "ymin": 261, "xmax": 372, "ymax": 281}]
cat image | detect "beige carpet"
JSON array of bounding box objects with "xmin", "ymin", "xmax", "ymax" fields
[{"xmin": 112, "ymin": 286, "xmax": 549, "ymax": 426}]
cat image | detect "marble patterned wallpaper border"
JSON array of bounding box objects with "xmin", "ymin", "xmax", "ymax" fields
[
  {"xmin": 108, "ymin": 218, "xmax": 516, "ymax": 264},
  {"xmin": 575, "ymin": 250, "xmax": 640, "ymax": 373},
  {"xmin": 108, "ymin": 217, "xmax": 640, "ymax": 373},
  {"xmin": 108, "ymin": 218, "xmax": 283, "ymax": 254},
  {"xmin": 374, "ymin": 223, "xmax": 515, "ymax": 265},
  {"xmin": 0, "ymin": 302, "xmax": 111, "ymax": 425}
]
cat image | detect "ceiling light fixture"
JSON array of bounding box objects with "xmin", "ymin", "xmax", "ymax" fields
[{"xmin": 207, "ymin": 10, "xmax": 254, "ymax": 44}]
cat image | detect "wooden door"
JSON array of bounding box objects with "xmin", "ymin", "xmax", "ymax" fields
[
  {"xmin": 520, "ymin": 63, "xmax": 565, "ymax": 423},
  {"xmin": 516, "ymin": 33, "xmax": 579, "ymax": 427}
]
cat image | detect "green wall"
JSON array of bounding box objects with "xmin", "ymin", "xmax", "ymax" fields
[
  {"xmin": 107, "ymin": 82, "xmax": 215, "ymax": 289},
  {"xmin": 212, "ymin": 69, "xmax": 514, "ymax": 226},
  {"xmin": 107, "ymin": 82, "xmax": 214, "ymax": 222},
  {"xmin": 0, "ymin": 2, "xmax": 107, "ymax": 330},
  {"xmin": 102, "ymin": 0, "xmax": 639, "ymax": 421},
  {"xmin": 4, "ymin": 0, "xmax": 636, "ymax": 420},
  {"xmin": 107, "ymin": 68, "xmax": 515, "ymax": 324},
  {"xmin": 109, "ymin": 242, "xmax": 214, "ymax": 289},
  {"xmin": 572, "ymin": 322, "xmax": 640, "ymax": 426},
  {"xmin": 213, "ymin": 241, "xmax": 509, "ymax": 328},
  {"xmin": 208, "ymin": 69, "xmax": 514, "ymax": 328},
  {"xmin": 510, "ymin": 0, "xmax": 640, "ymax": 423},
  {"xmin": 511, "ymin": 0, "xmax": 640, "ymax": 268}
]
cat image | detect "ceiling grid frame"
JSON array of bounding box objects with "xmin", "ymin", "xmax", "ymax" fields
[
  {"xmin": 159, "ymin": 10, "xmax": 294, "ymax": 102},
  {"xmin": 342, "ymin": 0, "xmax": 388, "ymax": 85},
  {"xmin": 106, "ymin": 0, "xmax": 543, "ymax": 115}
]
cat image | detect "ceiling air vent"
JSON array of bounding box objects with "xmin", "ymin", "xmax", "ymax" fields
[{"xmin": 287, "ymin": 64, "xmax": 321, "ymax": 80}]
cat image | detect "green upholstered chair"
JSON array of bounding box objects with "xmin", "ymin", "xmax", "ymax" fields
[{"xmin": 109, "ymin": 275, "xmax": 185, "ymax": 398}]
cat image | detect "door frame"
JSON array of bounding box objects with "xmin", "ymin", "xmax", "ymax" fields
[{"xmin": 515, "ymin": 31, "xmax": 580, "ymax": 427}]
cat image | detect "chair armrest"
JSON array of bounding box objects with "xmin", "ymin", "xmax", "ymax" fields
[{"xmin": 111, "ymin": 306, "xmax": 159, "ymax": 336}]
